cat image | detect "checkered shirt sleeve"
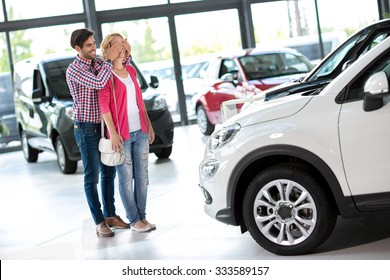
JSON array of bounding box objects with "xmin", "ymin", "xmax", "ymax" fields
[{"xmin": 66, "ymin": 57, "xmax": 112, "ymax": 123}]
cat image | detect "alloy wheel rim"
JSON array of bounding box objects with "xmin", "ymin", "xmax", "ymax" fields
[
  {"xmin": 22, "ymin": 132, "xmax": 28, "ymax": 157},
  {"xmin": 253, "ymin": 179, "xmax": 317, "ymax": 246},
  {"xmin": 57, "ymin": 140, "xmax": 65, "ymax": 170}
]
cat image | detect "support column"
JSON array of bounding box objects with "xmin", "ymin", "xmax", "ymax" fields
[
  {"xmin": 168, "ymin": 15, "xmax": 188, "ymax": 126},
  {"xmin": 83, "ymin": 0, "xmax": 101, "ymax": 45},
  {"xmin": 239, "ymin": 0, "xmax": 256, "ymax": 48}
]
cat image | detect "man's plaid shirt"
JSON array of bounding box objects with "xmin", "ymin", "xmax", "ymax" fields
[{"xmin": 66, "ymin": 55, "xmax": 113, "ymax": 123}]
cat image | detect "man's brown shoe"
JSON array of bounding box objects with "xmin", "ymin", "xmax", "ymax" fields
[
  {"xmin": 96, "ymin": 221, "xmax": 114, "ymax": 237},
  {"xmin": 105, "ymin": 215, "xmax": 130, "ymax": 229}
]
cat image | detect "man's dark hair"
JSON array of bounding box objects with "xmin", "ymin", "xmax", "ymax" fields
[{"xmin": 70, "ymin": 28, "xmax": 95, "ymax": 49}]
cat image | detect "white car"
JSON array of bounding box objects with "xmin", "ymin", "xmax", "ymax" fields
[{"xmin": 199, "ymin": 34, "xmax": 390, "ymax": 255}]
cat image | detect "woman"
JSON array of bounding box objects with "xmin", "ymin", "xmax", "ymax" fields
[{"xmin": 98, "ymin": 33, "xmax": 156, "ymax": 232}]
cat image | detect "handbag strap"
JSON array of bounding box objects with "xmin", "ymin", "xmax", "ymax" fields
[{"xmin": 101, "ymin": 75, "xmax": 121, "ymax": 137}]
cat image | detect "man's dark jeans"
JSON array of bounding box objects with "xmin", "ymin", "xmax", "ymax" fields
[{"xmin": 74, "ymin": 121, "xmax": 117, "ymax": 225}]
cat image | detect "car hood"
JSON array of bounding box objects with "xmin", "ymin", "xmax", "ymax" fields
[{"xmin": 224, "ymin": 92, "xmax": 314, "ymax": 128}]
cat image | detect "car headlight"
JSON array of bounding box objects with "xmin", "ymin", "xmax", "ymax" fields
[
  {"xmin": 152, "ymin": 95, "xmax": 167, "ymax": 110},
  {"xmin": 208, "ymin": 123, "xmax": 241, "ymax": 151}
]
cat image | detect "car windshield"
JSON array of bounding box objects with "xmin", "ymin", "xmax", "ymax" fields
[
  {"xmin": 183, "ymin": 61, "xmax": 209, "ymax": 78},
  {"xmin": 308, "ymin": 35, "xmax": 363, "ymax": 81},
  {"xmin": 44, "ymin": 59, "xmax": 73, "ymax": 100},
  {"xmin": 307, "ymin": 29, "xmax": 389, "ymax": 82},
  {"xmin": 44, "ymin": 58, "xmax": 148, "ymax": 100},
  {"xmin": 239, "ymin": 52, "xmax": 313, "ymax": 80}
]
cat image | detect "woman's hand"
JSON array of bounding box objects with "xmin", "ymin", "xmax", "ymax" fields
[
  {"xmin": 148, "ymin": 126, "xmax": 155, "ymax": 144},
  {"xmin": 106, "ymin": 41, "xmax": 122, "ymax": 61},
  {"xmin": 110, "ymin": 132, "xmax": 123, "ymax": 152}
]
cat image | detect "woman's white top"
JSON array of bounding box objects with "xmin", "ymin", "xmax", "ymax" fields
[{"xmin": 113, "ymin": 71, "xmax": 141, "ymax": 132}]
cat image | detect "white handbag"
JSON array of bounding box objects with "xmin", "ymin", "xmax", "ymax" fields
[
  {"xmin": 99, "ymin": 76, "xmax": 125, "ymax": 166},
  {"xmin": 99, "ymin": 136, "xmax": 124, "ymax": 166}
]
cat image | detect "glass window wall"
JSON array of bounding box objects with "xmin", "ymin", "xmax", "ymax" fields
[
  {"xmin": 0, "ymin": 33, "xmax": 10, "ymax": 72},
  {"xmin": 252, "ymin": 0, "xmax": 379, "ymax": 65},
  {"xmin": 316, "ymin": 0, "xmax": 379, "ymax": 31},
  {"xmin": 5, "ymin": 0, "xmax": 83, "ymax": 20},
  {"xmin": 175, "ymin": 9, "xmax": 241, "ymax": 119},
  {"xmin": 95, "ymin": 0, "xmax": 167, "ymax": 11},
  {"xmin": 0, "ymin": 0, "xmax": 383, "ymax": 127},
  {"xmin": 10, "ymin": 23, "xmax": 84, "ymax": 64},
  {"xmin": 0, "ymin": 1, "xmax": 4, "ymax": 22}
]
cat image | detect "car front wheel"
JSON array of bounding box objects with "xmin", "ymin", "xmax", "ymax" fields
[
  {"xmin": 196, "ymin": 105, "xmax": 214, "ymax": 135},
  {"xmin": 154, "ymin": 146, "xmax": 172, "ymax": 159},
  {"xmin": 56, "ymin": 136, "xmax": 77, "ymax": 174},
  {"xmin": 21, "ymin": 130, "xmax": 39, "ymax": 162},
  {"xmin": 243, "ymin": 164, "xmax": 337, "ymax": 255}
]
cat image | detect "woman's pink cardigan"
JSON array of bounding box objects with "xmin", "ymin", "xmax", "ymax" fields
[{"xmin": 98, "ymin": 65, "xmax": 148, "ymax": 141}]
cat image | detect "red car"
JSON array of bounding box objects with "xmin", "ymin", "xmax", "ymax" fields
[{"xmin": 193, "ymin": 47, "xmax": 313, "ymax": 135}]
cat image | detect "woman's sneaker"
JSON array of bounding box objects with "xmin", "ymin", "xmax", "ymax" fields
[
  {"xmin": 142, "ymin": 219, "xmax": 156, "ymax": 230},
  {"xmin": 130, "ymin": 220, "xmax": 151, "ymax": 232}
]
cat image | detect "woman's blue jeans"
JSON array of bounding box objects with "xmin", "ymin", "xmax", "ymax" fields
[
  {"xmin": 116, "ymin": 130, "xmax": 149, "ymax": 225},
  {"xmin": 74, "ymin": 121, "xmax": 117, "ymax": 225}
]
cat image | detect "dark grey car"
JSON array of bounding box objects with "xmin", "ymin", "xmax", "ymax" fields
[{"xmin": 14, "ymin": 53, "xmax": 174, "ymax": 174}]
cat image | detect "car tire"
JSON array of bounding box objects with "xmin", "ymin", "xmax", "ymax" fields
[
  {"xmin": 56, "ymin": 136, "xmax": 77, "ymax": 174},
  {"xmin": 243, "ymin": 163, "xmax": 337, "ymax": 255},
  {"xmin": 21, "ymin": 130, "xmax": 39, "ymax": 162},
  {"xmin": 154, "ymin": 146, "xmax": 172, "ymax": 159},
  {"xmin": 196, "ymin": 105, "xmax": 214, "ymax": 135}
]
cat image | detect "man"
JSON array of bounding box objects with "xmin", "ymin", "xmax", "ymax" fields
[{"xmin": 66, "ymin": 28, "xmax": 131, "ymax": 237}]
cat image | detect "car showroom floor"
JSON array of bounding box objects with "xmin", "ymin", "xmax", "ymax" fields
[{"xmin": 1, "ymin": 124, "xmax": 390, "ymax": 261}]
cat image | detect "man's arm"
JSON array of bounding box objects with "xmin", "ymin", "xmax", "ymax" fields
[{"xmin": 67, "ymin": 62, "xmax": 112, "ymax": 90}]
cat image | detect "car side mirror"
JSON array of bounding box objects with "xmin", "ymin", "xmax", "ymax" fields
[
  {"xmin": 221, "ymin": 73, "xmax": 235, "ymax": 82},
  {"xmin": 363, "ymin": 71, "xmax": 390, "ymax": 112},
  {"xmin": 149, "ymin": 75, "xmax": 159, "ymax": 89},
  {"xmin": 32, "ymin": 88, "xmax": 44, "ymax": 104}
]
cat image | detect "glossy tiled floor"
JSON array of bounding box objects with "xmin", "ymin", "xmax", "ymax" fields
[{"xmin": 1, "ymin": 124, "xmax": 390, "ymax": 261}]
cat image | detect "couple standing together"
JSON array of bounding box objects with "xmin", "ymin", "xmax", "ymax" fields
[{"xmin": 66, "ymin": 28, "xmax": 155, "ymax": 237}]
